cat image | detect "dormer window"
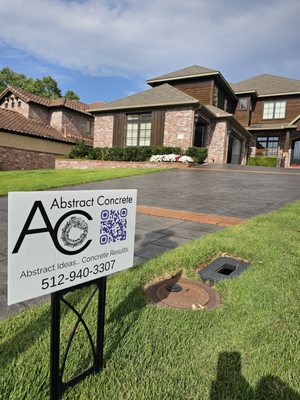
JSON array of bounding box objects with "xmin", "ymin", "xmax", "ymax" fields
[
  {"xmin": 263, "ymin": 101, "xmax": 286, "ymax": 119},
  {"xmin": 240, "ymin": 98, "xmax": 248, "ymax": 110}
]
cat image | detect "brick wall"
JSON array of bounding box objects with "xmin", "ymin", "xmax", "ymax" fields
[
  {"xmin": 55, "ymin": 159, "xmax": 195, "ymax": 169},
  {"xmin": 94, "ymin": 114, "xmax": 114, "ymax": 147},
  {"xmin": 164, "ymin": 107, "xmax": 194, "ymax": 149},
  {"xmin": 61, "ymin": 109, "xmax": 93, "ymax": 139},
  {"xmin": 0, "ymin": 146, "xmax": 56, "ymax": 170},
  {"xmin": 206, "ymin": 121, "xmax": 228, "ymax": 163}
]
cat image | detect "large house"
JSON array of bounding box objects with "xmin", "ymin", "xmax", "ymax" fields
[
  {"xmin": 0, "ymin": 86, "xmax": 94, "ymax": 170},
  {"xmin": 89, "ymin": 65, "xmax": 300, "ymax": 167}
]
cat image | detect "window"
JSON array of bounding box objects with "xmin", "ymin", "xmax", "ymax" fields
[
  {"xmin": 256, "ymin": 136, "xmax": 279, "ymax": 156},
  {"xmin": 263, "ymin": 101, "xmax": 286, "ymax": 119},
  {"xmin": 213, "ymin": 85, "xmax": 218, "ymax": 106},
  {"xmin": 240, "ymin": 98, "xmax": 248, "ymax": 110},
  {"xmin": 18, "ymin": 101, "xmax": 22, "ymax": 108},
  {"xmin": 224, "ymin": 98, "xmax": 228, "ymax": 111},
  {"xmin": 4, "ymin": 103, "xmax": 8, "ymax": 109},
  {"xmin": 11, "ymin": 102, "xmax": 15, "ymax": 108},
  {"xmin": 126, "ymin": 113, "xmax": 151, "ymax": 146}
]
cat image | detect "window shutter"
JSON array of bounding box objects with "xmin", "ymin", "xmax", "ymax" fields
[
  {"xmin": 113, "ymin": 113, "xmax": 126, "ymax": 146},
  {"xmin": 151, "ymin": 110, "xmax": 165, "ymax": 145}
]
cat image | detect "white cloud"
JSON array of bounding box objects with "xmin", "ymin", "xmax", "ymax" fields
[{"xmin": 0, "ymin": 0, "xmax": 299, "ymax": 81}]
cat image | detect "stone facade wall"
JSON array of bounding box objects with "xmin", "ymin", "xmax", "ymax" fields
[
  {"xmin": 50, "ymin": 110, "xmax": 63, "ymax": 132},
  {"xmin": 61, "ymin": 109, "xmax": 93, "ymax": 139},
  {"xmin": 0, "ymin": 146, "xmax": 56, "ymax": 170},
  {"xmin": 55, "ymin": 159, "xmax": 195, "ymax": 170},
  {"xmin": 0, "ymin": 96, "xmax": 30, "ymax": 118},
  {"xmin": 94, "ymin": 114, "xmax": 114, "ymax": 147},
  {"xmin": 206, "ymin": 121, "xmax": 228, "ymax": 163},
  {"xmin": 28, "ymin": 103, "xmax": 50, "ymax": 124},
  {"xmin": 163, "ymin": 107, "xmax": 194, "ymax": 150}
]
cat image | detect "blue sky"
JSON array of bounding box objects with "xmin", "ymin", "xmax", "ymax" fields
[{"xmin": 0, "ymin": 0, "xmax": 299, "ymax": 104}]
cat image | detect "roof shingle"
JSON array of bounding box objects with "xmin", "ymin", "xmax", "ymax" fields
[
  {"xmin": 88, "ymin": 83, "xmax": 199, "ymax": 112},
  {"xmin": 147, "ymin": 65, "xmax": 218, "ymax": 84},
  {"xmin": 230, "ymin": 74, "xmax": 300, "ymax": 96}
]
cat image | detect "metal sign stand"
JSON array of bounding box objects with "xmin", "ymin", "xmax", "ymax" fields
[{"xmin": 50, "ymin": 277, "xmax": 107, "ymax": 400}]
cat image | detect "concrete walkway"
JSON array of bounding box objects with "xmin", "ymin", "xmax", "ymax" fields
[{"xmin": 1, "ymin": 165, "xmax": 300, "ymax": 320}]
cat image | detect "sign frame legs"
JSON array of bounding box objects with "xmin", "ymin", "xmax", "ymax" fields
[{"xmin": 50, "ymin": 277, "xmax": 107, "ymax": 400}]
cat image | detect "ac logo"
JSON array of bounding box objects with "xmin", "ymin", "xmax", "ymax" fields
[{"xmin": 12, "ymin": 201, "xmax": 92, "ymax": 255}]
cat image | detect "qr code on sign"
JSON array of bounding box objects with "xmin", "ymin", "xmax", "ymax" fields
[{"xmin": 100, "ymin": 208, "xmax": 128, "ymax": 245}]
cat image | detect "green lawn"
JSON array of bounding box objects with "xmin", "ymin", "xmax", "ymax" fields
[
  {"xmin": 0, "ymin": 168, "xmax": 161, "ymax": 196},
  {"xmin": 1, "ymin": 202, "xmax": 300, "ymax": 399}
]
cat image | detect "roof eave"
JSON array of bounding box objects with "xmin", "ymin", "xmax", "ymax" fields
[
  {"xmin": 248, "ymin": 125, "xmax": 297, "ymax": 131},
  {"xmin": 89, "ymin": 100, "xmax": 199, "ymax": 113},
  {"xmin": 257, "ymin": 91, "xmax": 300, "ymax": 98},
  {"xmin": 146, "ymin": 71, "xmax": 218, "ymax": 85},
  {"xmin": 234, "ymin": 90, "xmax": 258, "ymax": 96}
]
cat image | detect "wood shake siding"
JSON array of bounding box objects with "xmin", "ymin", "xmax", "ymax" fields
[
  {"xmin": 151, "ymin": 109, "xmax": 165, "ymax": 145},
  {"xmin": 113, "ymin": 113, "xmax": 126, "ymax": 146},
  {"xmin": 234, "ymin": 96, "xmax": 252, "ymax": 126},
  {"xmin": 170, "ymin": 78, "xmax": 213, "ymax": 104},
  {"xmin": 214, "ymin": 83, "xmax": 236, "ymax": 113},
  {"xmin": 251, "ymin": 95, "xmax": 300, "ymax": 125}
]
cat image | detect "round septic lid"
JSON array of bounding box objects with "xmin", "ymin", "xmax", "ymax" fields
[{"xmin": 145, "ymin": 278, "xmax": 220, "ymax": 310}]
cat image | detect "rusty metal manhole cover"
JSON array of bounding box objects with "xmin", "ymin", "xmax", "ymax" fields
[{"xmin": 145, "ymin": 278, "xmax": 220, "ymax": 310}]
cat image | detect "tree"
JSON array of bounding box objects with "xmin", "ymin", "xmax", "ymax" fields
[
  {"xmin": 0, "ymin": 67, "xmax": 80, "ymax": 100},
  {"xmin": 64, "ymin": 90, "xmax": 80, "ymax": 100},
  {"xmin": 31, "ymin": 76, "xmax": 62, "ymax": 99}
]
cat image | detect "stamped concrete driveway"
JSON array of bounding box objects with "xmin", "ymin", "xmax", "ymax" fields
[
  {"xmin": 61, "ymin": 165, "xmax": 300, "ymax": 218},
  {"xmin": 1, "ymin": 165, "xmax": 300, "ymax": 319}
]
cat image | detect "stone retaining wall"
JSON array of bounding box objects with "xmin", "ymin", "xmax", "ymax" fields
[
  {"xmin": 0, "ymin": 146, "xmax": 56, "ymax": 170},
  {"xmin": 55, "ymin": 159, "xmax": 195, "ymax": 169}
]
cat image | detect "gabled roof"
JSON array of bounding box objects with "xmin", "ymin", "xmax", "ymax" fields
[
  {"xmin": 0, "ymin": 108, "xmax": 76, "ymax": 143},
  {"xmin": 147, "ymin": 65, "xmax": 237, "ymax": 100},
  {"xmin": 0, "ymin": 86, "xmax": 91, "ymax": 115},
  {"xmin": 231, "ymin": 74, "xmax": 300, "ymax": 97},
  {"xmin": 204, "ymin": 105, "xmax": 232, "ymax": 118},
  {"xmin": 147, "ymin": 65, "xmax": 218, "ymax": 84},
  {"xmin": 201, "ymin": 104, "xmax": 251, "ymax": 138},
  {"xmin": 88, "ymin": 83, "xmax": 199, "ymax": 112}
]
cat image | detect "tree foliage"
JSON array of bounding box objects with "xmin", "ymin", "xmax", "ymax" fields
[
  {"xmin": 64, "ymin": 90, "xmax": 80, "ymax": 100},
  {"xmin": 0, "ymin": 67, "xmax": 80, "ymax": 100}
]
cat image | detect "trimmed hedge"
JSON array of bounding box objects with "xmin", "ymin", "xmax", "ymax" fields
[
  {"xmin": 69, "ymin": 143, "xmax": 207, "ymax": 163},
  {"xmin": 185, "ymin": 147, "xmax": 208, "ymax": 163},
  {"xmin": 248, "ymin": 156, "xmax": 278, "ymax": 167}
]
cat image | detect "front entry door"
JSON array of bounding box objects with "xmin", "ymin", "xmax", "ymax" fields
[
  {"xmin": 227, "ymin": 136, "xmax": 242, "ymax": 164},
  {"xmin": 291, "ymin": 139, "xmax": 300, "ymax": 166}
]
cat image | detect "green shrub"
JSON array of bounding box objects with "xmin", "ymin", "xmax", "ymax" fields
[
  {"xmin": 185, "ymin": 147, "xmax": 208, "ymax": 163},
  {"xmin": 152, "ymin": 146, "xmax": 183, "ymax": 155},
  {"xmin": 68, "ymin": 141, "xmax": 90, "ymax": 158},
  {"xmin": 248, "ymin": 156, "xmax": 277, "ymax": 167}
]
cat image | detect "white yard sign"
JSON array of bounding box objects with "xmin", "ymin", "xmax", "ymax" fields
[{"xmin": 8, "ymin": 190, "xmax": 137, "ymax": 305}]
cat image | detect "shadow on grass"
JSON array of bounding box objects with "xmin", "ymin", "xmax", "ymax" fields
[
  {"xmin": 210, "ymin": 352, "xmax": 300, "ymax": 400},
  {"xmin": 105, "ymin": 285, "xmax": 147, "ymax": 365}
]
